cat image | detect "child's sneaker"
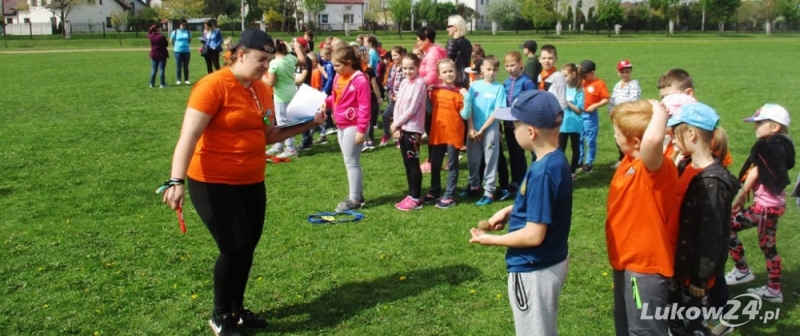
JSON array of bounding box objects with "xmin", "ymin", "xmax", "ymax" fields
[
  {"xmin": 266, "ymin": 146, "xmax": 283, "ymax": 156},
  {"xmin": 362, "ymin": 141, "xmax": 375, "ymax": 152},
  {"xmin": 237, "ymin": 309, "xmax": 268, "ymax": 328},
  {"xmin": 277, "ymin": 149, "xmax": 297, "ymax": 159},
  {"xmin": 335, "ymin": 197, "xmax": 363, "ymax": 212},
  {"xmin": 458, "ymin": 186, "xmax": 481, "ymax": 198},
  {"xmin": 185, "ymin": 80, "xmax": 191, "ymax": 85},
  {"xmin": 325, "ymin": 128, "xmax": 338, "ymax": 136},
  {"xmin": 581, "ymin": 163, "xmax": 594, "ymax": 173},
  {"xmin": 725, "ymin": 268, "xmax": 755, "ymax": 285},
  {"xmin": 420, "ymin": 160, "xmax": 432, "ymax": 173},
  {"xmin": 379, "ymin": 135, "xmax": 389, "ymax": 146},
  {"xmin": 498, "ymin": 188, "xmax": 512, "ymax": 201},
  {"xmin": 747, "ymin": 285, "xmax": 783, "ymax": 303},
  {"xmin": 435, "ymin": 198, "xmax": 456, "ymax": 209},
  {"xmin": 209, "ymin": 313, "xmax": 241, "ymax": 336},
  {"xmin": 571, "ymin": 173, "xmax": 577, "ymax": 181},
  {"xmin": 475, "ymin": 195, "xmax": 494, "ymax": 206},
  {"xmin": 176, "ymin": 80, "xmax": 182, "ymax": 85},
  {"xmin": 314, "ymin": 136, "xmax": 328, "ymax": 144},
  {"xmin": 422, "ymin": 193, "xmax": 440, "ymax": 204},
  {"xmin": 395, "ymin": 196, "xmax": 422, "ymax": 211},
  {"xmin": 707, "ymin": 319, "xmax": 735, "ymax": 336}
]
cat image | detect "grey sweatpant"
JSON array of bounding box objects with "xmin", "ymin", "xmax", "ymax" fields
[
  {"xmin": 508, "ymin": 259, "xmax": 569, "ymax": 336},
  {"xmin": 613, "ymin": 270, "xmax": 669, "ymax": 336},
  {"xmin": 337, "ymin": 126, "xmax": 364, "ymax": 201},
  {"xmin": 273, "ymin": 102, "xmax": 296, "ymax": 151},
  {"xmin": 466, "ymin": 122, "xmax": 500, "ymax": 197}
]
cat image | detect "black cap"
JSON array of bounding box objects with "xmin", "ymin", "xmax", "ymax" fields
[
  {"xmin": 519, "ymin": 40, "xmax": 537, "ymax": 51},
  {"xmin": 232, "ymin": 29, "xmax": 276, "ymax": 53},
  {"xmin": 580, "ymin": 60, "xmax": 596, "ymax": 73}
]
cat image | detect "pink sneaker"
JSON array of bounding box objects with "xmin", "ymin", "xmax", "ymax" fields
[
  {"xmin": 379, "ymin": 135, "xmax": 389, "ymax": 146},
  {"xmin": 420, "ymin": 161, "xmax": 432, "ymax": 173},
  {"xmin": 395, "ymin": 196, "xmax": 423, "ymax": 211}
]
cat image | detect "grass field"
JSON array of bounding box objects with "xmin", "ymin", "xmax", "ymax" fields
[{"xmin": 1, "ymin": 36, "xmax": 800, "ymax": 335}]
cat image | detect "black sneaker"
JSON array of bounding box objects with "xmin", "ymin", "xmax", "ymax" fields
[
  {"xmin": 237, "ymin": 309, "xmax": 268, "ymax": 328},
  {"xmin": 422, "ymin": 193, "xmax": 440, "ymax": 204},
  {"xmin": 209, "ymin": 313, "xmax": 241, "ymax": 336},
  {"xmin": 581, "ymin": 163, "xmax": 593, "ymax": 173},
  {"xmin": 314, "ymin": 136, "xmax": 328, "ymax": 144}
]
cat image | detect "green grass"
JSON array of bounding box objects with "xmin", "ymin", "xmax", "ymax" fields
[{"xmin": 1, "ymin": 37, "xmax": 800, "ymax": 335}]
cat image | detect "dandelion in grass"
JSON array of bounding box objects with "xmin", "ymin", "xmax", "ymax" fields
[{"xmin": 399, "ymin": 276, "xmax": 407, "ymax": 281}]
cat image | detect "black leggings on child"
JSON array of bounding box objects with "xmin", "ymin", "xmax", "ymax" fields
[
  {"xmin": 400, "ymin": 131, "xmax": 423, "ymax": 198},
  {"xmin": 187, "ymin": 178, "xmax": 266, "ymax": 316},
  {"xmin": 559, "ymin": 132, "xmax": 581, "ymax": 173}
]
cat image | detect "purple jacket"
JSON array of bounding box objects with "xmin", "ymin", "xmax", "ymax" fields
[
  {"xmin": 148, "ymin": 32, "xmax": 169, "ymax": 61},
  {"xmin": 325, "ymin": 71, "xmax": 372, "ymax": 134}
]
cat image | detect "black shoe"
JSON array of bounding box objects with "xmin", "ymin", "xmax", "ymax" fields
[
  {"xmin": 581, "ymin": 163, "xmax": 593, "ymax": 173},
  {"xmin": 422, "ymin": 193, "xmax": 440, "ymax": 204},
  {"xmin": 237, "ymin": 309, "xmax": 268, "ymax": 328},
  {"xmin": 314, "ymin": 136, "xmax": 328, "ymax": 144},
  {"xmin": 209, "ymin": 313, "xmax": 241, "ymax": 336}
]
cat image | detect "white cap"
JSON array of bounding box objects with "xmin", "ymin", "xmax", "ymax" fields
[{"xmin": 744, "ymin": 104, "xmax": 791, "ymax": 127}]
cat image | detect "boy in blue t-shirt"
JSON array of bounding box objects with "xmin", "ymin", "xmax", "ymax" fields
[
  {"xmin": 470, "ymin": 90, "xmax": 572, "ymax": 336},
  {"xmin": 461, "ymin": 55, "xmax": 507, "ymax": 206}
]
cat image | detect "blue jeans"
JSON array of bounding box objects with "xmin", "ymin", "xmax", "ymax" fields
[
  {"xmin": 150, "ymin": 58, "xmax": 166, "ymax": 87},
  {"xmin": 579, "ymin": 112, "xmax": 599, "ymax": 165},
  {"xmin": 174, "ymin": 52, "xmax": 190, "ymax": 81}
]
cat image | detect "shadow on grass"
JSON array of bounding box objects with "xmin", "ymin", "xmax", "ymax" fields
[
  {"xmin": 0, "ymin": 187, "xmax": 11, "ymax": 197},
  {"xmin": 259, "ymin": 264, "xmax": 481, "ymax": 333},
  {"xmin": 728, "ymin": 266, "xmax": 800, "ymax": 334}
]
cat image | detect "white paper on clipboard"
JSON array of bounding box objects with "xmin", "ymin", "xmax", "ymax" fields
[{"xmin": 284, "ymin": 84, "xmax": 327, "ymax": 123}]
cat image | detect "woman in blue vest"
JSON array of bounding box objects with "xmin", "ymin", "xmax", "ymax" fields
[{"xmin": 170, "ymin": 20, "xmax": 192, "ymax": 85}]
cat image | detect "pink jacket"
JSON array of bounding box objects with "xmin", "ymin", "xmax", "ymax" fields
[
  {"xmin": 420, "ymin": 44, "xmax": 447, "ymax": 86},
  {"xmin": 325, "ymin": 71, "xmax": 372, "ymax": 134},
  {"xmin": 392, "ymin": 76, "xmax": 427, "ymax": 134}
]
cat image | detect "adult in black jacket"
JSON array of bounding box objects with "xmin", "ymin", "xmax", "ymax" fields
[{"xmin": 445, "ymin": 15, "xmax": 472, "ymax": 89}]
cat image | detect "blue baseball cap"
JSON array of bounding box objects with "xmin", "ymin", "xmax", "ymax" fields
[
  {"xmin": 494, "ymin": 90, "xmax": 562, "ymax": 129},
  {"xmin": 667, "ymin": 102, "xmax": 719, "ymax": 131}
]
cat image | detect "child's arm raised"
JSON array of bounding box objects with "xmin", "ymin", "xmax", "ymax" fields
[{"xmin": 640, "ymin": 100, "xmax": 669, "ymax": 172}]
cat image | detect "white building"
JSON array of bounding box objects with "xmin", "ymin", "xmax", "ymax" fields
[
  {"xmin": 302, "ymin": 0, "xmax": 365, "ymax": 31},
  {"xmin": 3, "ymin": 0, "xmax": 145, "ymax": 34}
]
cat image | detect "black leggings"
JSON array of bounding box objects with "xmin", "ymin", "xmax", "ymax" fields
[
  {"xmin": 399, "ymin": 131, "xmax": 423, "ymax": 198},
  {"xmin": 204, "ymin": 49, "xmax": 221, "ymax": 73},
  {"xmin": 559, "ymin": 132, "xmax": 580, "ymax": 173},
  {"xmin": 187, "ymin": 178, "xmax": 266, "ymax": 315},
  {"xmin": 367, "ymin": 96, "xmax": 379, "ymax": 143}
]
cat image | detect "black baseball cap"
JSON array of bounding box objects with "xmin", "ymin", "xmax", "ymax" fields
[
  {"xmin": 580, "ymin": 60, "xmax": 596, "ymax": 73},
  {"xmin": 232, "ymin": 29, "xmax": 276, "ymax": 53},
  {"xmin": 520, "ymin": 40, "xmax": 537, "ymax": 51}
]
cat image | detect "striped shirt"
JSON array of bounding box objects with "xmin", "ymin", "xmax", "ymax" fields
[
  {"xmin": 385, "ymin": 64, "xmax": 406, "ymax": 100},
  {"xmin": 609, "ymin": 79, "xmax": 641, "ymax": 110}
]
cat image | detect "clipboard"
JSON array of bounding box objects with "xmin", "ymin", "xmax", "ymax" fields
[{"xmin": 275, "ymin": 117, "xmax": 315, "ymax": 128}]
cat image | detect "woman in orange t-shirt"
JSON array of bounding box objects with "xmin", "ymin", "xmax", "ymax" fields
[{"xmin": 160, "ymin": 29, "xmax": 323, "ymax": 335}]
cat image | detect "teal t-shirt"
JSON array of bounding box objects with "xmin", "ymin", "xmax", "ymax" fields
[
  {"xmin": 468, "ymin": 80, "xmax": 507, "ymax": 130},
  {"xmin": 561, "ymin": 87, "xmax": 584, "ymax": 134},
  {"xmin": 268, "ymin": 54, "xmax": 298, "ymax": 103},
  {"xmin": 170, "ymin": 29, "xmax": 191, "ymax": 53}
]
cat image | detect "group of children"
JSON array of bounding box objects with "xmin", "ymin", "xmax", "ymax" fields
[{"xmin": 209, "ymin": 27, "xmax": 799, "ymax": 335}]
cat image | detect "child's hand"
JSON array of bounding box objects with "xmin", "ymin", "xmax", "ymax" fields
[
  {"xmin": 355, "ymin": 132, "xmax": 365, "ymax": 145},
  {"xmin": 688, "ymin": 284, "xmax": 706, "ymax": 297},
  {"xmin": 468, "ymin": 129, "xmax": 477, "ymax": 139},
  {"xmin": 489, "ymin": 210, "xmax": 509, "ymax": 229},
  {"xmin": 460, "ymin": 88, "xmax": 468, "ymax": 95},
  {"xmin": 469, "ymin": 228, "xmax": 495, "ymax": 245},
  {"xmin": 649, "ymin": 99, "xmax": 668, "ymax": 118},
  {"xmin": 393, "ymin": 130, "xmax": 401, "ymax": 140},
  {"xmin": 732, "ymin": 195, "xmax": 745, "ymax": 214}
]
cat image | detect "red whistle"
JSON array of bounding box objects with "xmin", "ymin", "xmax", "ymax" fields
[{"xmin": 176, "ymin": 207, "xmax": 187, "ymax": 234}]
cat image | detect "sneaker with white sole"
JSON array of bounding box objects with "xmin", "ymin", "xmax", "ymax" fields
[
  {"xmin": 707, "ymin": 319, "xmax": 735, "ymax": 336},
  {"xmin": 747, "ymin": 285, "xmax": 783, "ymax": 303},
  {"xmin": 325, "ymin": 128, "xmax": 338, "ymax": 136},
  {"xmin": 276, "ymin": 149, "xmax": 297, "ymax": 159},
  {"xmin": 265, "ymin": 146, "xmax": 283, "ymax": 156},
  {"xmin": 237, "ymin": 309, "xmax": 268, "ymax": 328},
  {"xmin": 176, "ymin": 80, "xmax": 182, "ymax": 85},
  {"xmin": 725, "ymin": 268, "xmax": 755, "ymax": 285},
  {"xmin": 185, "ymin": 80, "xmax": 191, "ymax": 85},
  {"xmin": 335, "ymin": 197, "xmax": 364, "ymax": 212},
  {"xmin": 209, "ymin": 313, "xmax": 241, "ymax": 336}
]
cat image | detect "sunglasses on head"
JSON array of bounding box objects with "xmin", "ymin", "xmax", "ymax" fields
[{"xmin": 447, "ymin": 25, "xmax": 454, "ymax": 28}]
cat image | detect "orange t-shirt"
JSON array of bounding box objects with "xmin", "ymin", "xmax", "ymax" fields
[
  {"xmin": 606, "ymin": 155, "xmax": 680, "ymax": 277},
  {"xmin": 583, "ymin": 78, "xmax": 610, "ymax": 111},
  {"xmin": 311, "ymin": 69, "xmax": 323, "ymax": 90},
  {"xmin": 223, "ymin": 50, "xmax": 232, "ymax": 65},
  {"xmin": 186, "ymin": 69, "xmax": 274, "ymax": 185},
  {"xmin": 334, "ymin": 72, "xmax": 353, "ymax": 105},
  {"xmin": 429, "ymin": 87, "xmax": 465, "ymax": 148}
]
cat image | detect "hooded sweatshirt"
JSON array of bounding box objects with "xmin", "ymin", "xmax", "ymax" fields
[
  {"xmin": 325, "ymin": 71, "xmax": 372, "ymax": 134},
  {"xmin": 738, "ymin": 134, "xmax": 795, "ymax": 196},
  {"xmin": 673, "ymin": 161, "xmax": 740, "ymax": 289}
]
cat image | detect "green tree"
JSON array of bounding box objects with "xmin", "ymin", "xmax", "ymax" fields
[
  {"xmin": 303, "ymin": 0, "xmax": 327, "ymax": 34},
  {"xmin": 413, "ymin": 0, "xmax": 434, "ymax": 24},
  {"xmin": 523, "ymin": 0, "xmax": 557, "ymax": 36},
  {"xmin": 364, "ymin": 0, "xmax": 391, "ymax": 33},
  {"xmin": 596, "ymin": 0, "xmax": 624, "ymax": 36},
  {"xmin": 160, "ymin": 0, "xmax": 205, "ymax": 19},
  {"xmin": 387, "ymin": 0, "xmax": 412, "ymax": 37},
  {"xmin": 777, "ymin": 0, "xmax": 800, "ymax": 27},
  {"xmin": 204, "ymin": 0, "xmax": 239, "ymax": 18},
  {"xmin": 625, "ymin": 4, "xmax": 651, "ymax": 32},
  {"xmin": 706, "ymin": 0, "xmax": 740, "ymax": 33},
  {"xmin": 486, "ymin": 0, "xmax": 522, "ymax": 31},
  {"xmin": 649, "ymin": 0, "xmax": 679, "ymax": 33}
]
